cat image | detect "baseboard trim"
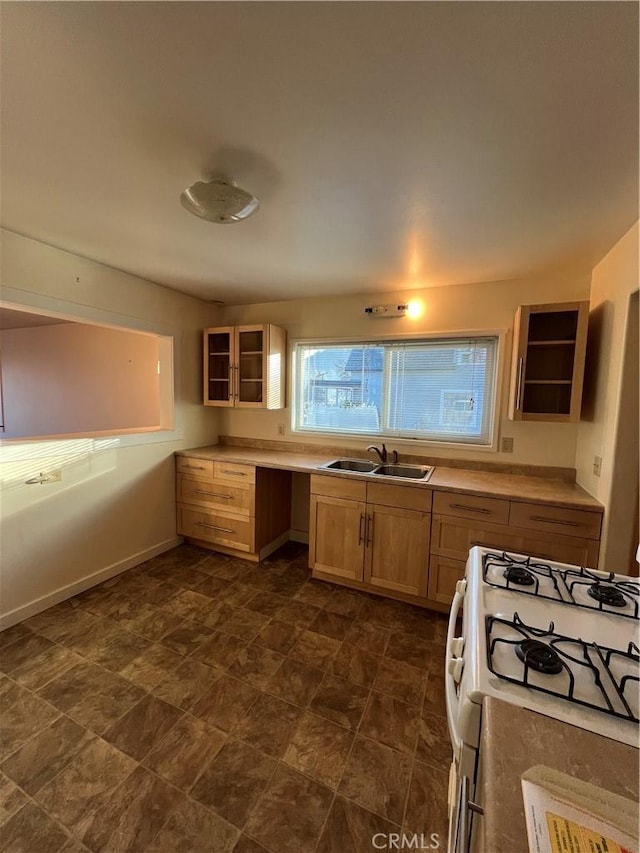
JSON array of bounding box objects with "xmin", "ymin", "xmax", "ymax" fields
[
  {"xmin": 258, "ymin": 531, "xmax": 291, "ymax": 561},
  {"xmin": 289, "ymin": 529, "xmax": 310, "ymax": 544},
  {"xmin": 0, "ymin": 536, "xmax": 182, "ymax": 631}
]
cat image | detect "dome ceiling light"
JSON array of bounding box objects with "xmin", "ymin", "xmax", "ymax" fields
[{"xmin": 180, "ymin": 177, "xmax": 259, "ymax": 224}]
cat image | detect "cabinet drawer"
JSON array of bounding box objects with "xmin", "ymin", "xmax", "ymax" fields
[
  {"xmin": 310, "ymin": 474, "xmax": 367, "ymax": 502},
  {"xmin": 509, "ymin": 502, "xmax": 602, "ymax": 541},
  {"xmin": 213, "ymin": 461, "xmax": 256, "ymax": 484},
  {"xmin": 366, "ymin": 482, "xmax": 432, "ymax": 512},
  {"xmin": 176, "ymin": 457, "xmax": 214, "ymax": 480},
  {"xmin": 433, "ymin": 491, "xmax": 509, "ymax": 525},
  {"xmin": 427, "ymin": 555, "xmax": 466, "ymax": 606},
  {"xmin": 430, "ymin": 515, "xmax": 599, "ymax": 567},
  {"xmin": 178, "ymin": 505, "xmax": 254, "ymax": 552},
  {"xmin": 178, "ymin": 475, "xmax": 254, "ymax": 517}
]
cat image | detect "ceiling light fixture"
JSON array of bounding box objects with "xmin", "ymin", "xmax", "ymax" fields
[{"xmin": 180, "ymin": 178, "xmax": 259, "ymax": 224}]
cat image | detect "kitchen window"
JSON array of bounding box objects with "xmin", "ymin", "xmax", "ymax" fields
[{"xmin": 292, "ymin": 335, "xmax": 500, "ymax": 446}]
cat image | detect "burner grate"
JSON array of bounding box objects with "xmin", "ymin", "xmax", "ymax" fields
[
  {"xmin": 482, "ymin": 552, "xmax": 639, "ymax": 619},
  {"xmin": 565, "ymin": 568, "xmax": 639, "ymax": 618},
  {"xmin": 483, "ymin": 552, "xmax": 562, "ymax": 599},
  {"xmin": 486, "ymin": 613, "xmax": 639, "ymax": 723}
]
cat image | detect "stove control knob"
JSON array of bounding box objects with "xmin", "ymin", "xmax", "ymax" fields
[
  {"xmin": 448, "ymin": 657, "xmax": 464, "ymax": 684},
  {"xmin": 451, "ymin": 637, "xmax": 465, "ymax": 657},
  {"xmin": 455, "ymin": 578, "xmax": 467, "ymax": 597}
]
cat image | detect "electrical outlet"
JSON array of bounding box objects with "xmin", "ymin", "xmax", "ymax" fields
[
  {"xmin": 501, "ymin": 437, "xmax": 514, "ymax": 453},
  {"xmin": 593, "ymin": 456, "xmax": 602, "ymax": 477},
  {"xmin": 277, "ymin": 423, "xmax": 286, "ymax": 437}
]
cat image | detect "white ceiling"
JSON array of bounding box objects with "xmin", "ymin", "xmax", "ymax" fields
[{"xmin": 1, "ymin": 2, "xmax": 637, "ymax": 305}]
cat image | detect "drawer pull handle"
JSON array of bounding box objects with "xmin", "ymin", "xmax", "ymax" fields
[
  {"xmin": 194, "ymin": 490, "xmax": 232, "ymax": 499},
  {"xmin": 182, "ymin": 464, "xmax": 206, "ymax": 470},
  {"xmin": 196, "ymin": 522, "xmax": 235, "ymax": 533},
  {"xmin": 450, "ymin": 503, "xmax": 491, "ymax": 515},
  {"xmin": 529, "ymin": 515, "xmax": 579, "ymax": 527},
  {"xmin": 221, "ymin": 469, "xmax": 247, "ymax": 477},
  {"xmin": 358, "ymin": 513, "xmax": 365, "ymax": 545}
]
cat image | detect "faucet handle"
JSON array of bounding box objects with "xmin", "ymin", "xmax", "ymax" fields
[{"xmin": 392, "ymin": 449, "xmax": 399, "ymax": 464}]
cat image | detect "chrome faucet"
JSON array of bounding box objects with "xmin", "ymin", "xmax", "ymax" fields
[{"xmin": 367, "ymin": 444, "xmax": 387, "ymax": 463}]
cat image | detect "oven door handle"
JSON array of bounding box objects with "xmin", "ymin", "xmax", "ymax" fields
[{"xmin": 445, "ymin": 578, "xmax": 466, "ymax": 758}]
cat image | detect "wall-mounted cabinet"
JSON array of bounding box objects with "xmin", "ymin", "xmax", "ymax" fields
[
  {"xmin": 508, "ymin": 301, "xmax": 589, "ymax": 423},
  {"xmin": 203, "ymin": 324, "xmax": 286, "ymax": 409}
]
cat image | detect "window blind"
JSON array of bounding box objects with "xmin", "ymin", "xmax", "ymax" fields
[{"xmin": 294, "ymin": 336, "xmax": 499, "ymax": 446}]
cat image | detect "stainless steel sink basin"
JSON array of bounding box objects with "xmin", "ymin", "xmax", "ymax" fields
[
  {"xmin": 320, "ymin": 459, "xmax": 380, "ymax": 473},
  {"xmin": 372, "ymin": 464, "xmax": 434, "ymax": 481},
  {"xmin": 319, "ymin": 459, "xmax": 434, "ymax": 481}
]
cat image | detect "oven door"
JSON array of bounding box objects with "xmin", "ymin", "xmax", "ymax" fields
[
  {"xmin": 447, "ymin": 743, "xmax": 479, "ymax": 853},
  {"xmin": 449, "ymin": 769, "xmax": 469, "ymax": 853},
  {"xmin": 445, "ymin": 577, "xmax": 466, "ymax": 758}
]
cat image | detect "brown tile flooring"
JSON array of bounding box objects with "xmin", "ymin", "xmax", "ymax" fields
[{"xmin": 0, "ymin": 543, "xmax": 451, "ymax": 853}]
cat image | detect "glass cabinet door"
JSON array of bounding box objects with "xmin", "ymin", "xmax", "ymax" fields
[
  {"xmin": 236, "ymin": 327, "xmax": 265, "ymax": 405},
  {"xmin": 205, "ymin": 329, "xmax": 233, "ymax": 405}
]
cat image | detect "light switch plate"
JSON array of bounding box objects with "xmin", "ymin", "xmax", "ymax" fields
[{"xmin": 593, "ymin": 456, "xmax": 602, "ymax": 477}]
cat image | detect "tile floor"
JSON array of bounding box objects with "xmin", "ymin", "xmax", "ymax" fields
[{"xmin": 0, "ymin": 543, "xmax": 452, "ymax": 853}]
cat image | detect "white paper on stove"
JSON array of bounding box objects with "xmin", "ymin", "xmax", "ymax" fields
[{"xmin": 521, "ymin": 766, "xmax": 638, "ymax": 853}]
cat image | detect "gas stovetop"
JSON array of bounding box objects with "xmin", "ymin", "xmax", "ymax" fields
[
  {"xmin": 486, "ymin": 612, "xmax": 640, "ymax": 724},
  {"xmin": 482, "ymin": 551, "xmax": 639, "ymax": 620},
  {"xmin": 459, "ymin": 547, "xmax": 640, "ymax": 747}
]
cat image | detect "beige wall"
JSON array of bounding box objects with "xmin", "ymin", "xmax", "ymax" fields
[
  {"xmin": 220, "ymin": 274, "xmax": 592, "ymax": 468},
  {"xmin": 1, "ymin": 322, "xmax": 162, "ymax": 439},
  {"xmin": 0, "ymin": 229, "xmax": 220, "ymax": 626},
  {"xmin": 575, "ymin": 222, "xmax": 639, "ymax": 565}
]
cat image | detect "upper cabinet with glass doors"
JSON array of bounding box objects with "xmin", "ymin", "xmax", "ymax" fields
[{"xmin": 203, "ymin": 324, "xmax": 287, "ymax": 409}]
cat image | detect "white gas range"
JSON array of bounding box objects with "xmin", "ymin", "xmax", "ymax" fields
[{"xmin": 445, "ymin": 546, "xmax": 640, "ymax": 853}]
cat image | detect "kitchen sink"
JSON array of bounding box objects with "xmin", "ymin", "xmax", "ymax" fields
[
  {"xmin": 320, "ymin": 459, "xmax": 380, "ymax": 473},
  {"xmin": 373, "ymin": 464, "xmax": 434, "ymax": 481},
  {"xmin": 319, "ymin": 459, "xmax": 434, "ymax": 481}
]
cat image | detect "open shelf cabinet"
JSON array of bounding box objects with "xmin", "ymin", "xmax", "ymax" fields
[{"xmin": 508, "ymin": 301, "xmax": 589, "ymax": 422}]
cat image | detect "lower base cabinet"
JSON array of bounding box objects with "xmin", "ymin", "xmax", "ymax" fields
[
  {"xmin": 310, "ymin": 495, "xmax": 366, "ymax": 582},
  {"xmin": 427, "ymin": 555, "xmax": 466, "ymax": 605},
  {"xmin": 309, "ymin": 475, "xmax": 432, "ymax": 605},
  {"xmin": 365, "ymin": 503, "xmax": 430, "ymax": 598},
  {"xmin": 175, "ymin": 457, "xmax": 603, "ymax": 611},
  {"xmin": 428, "ymin": 492, "xmax": 602, "ymax": 604},
  {"xmin": 176, "ymin": 457, "xmax": 292, "ymax": 562}
]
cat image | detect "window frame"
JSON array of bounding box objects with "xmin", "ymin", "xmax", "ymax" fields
[{"xmin": 290, "ymin": 330, "xmax": 505, "ymax": 451}]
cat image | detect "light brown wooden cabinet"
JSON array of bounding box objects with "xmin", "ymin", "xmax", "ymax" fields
[
  {"xmin": 176, "ymin": 455, "xmax": 291, "ymax": 561},
  {"xmin": 509, "ymin": 301, "xmax": 589, "ymax": 423},
  {"xmin": 364, "ymin": 503, "xmax": 430, "ymax": 597},
  {"xmin": 309, "ymin": 474, "xmax": 431, "ymax": 601},
  {"xmin": 428, "ymin": 491, "xmax": 602, "ymax": 604},
  {"xmin": 310, "ymin": 494, "xmax": 366, "ymax": 582},
  {"xmin": 203, "ymin": 324, "xmax": 286, "ymax": 409}
]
